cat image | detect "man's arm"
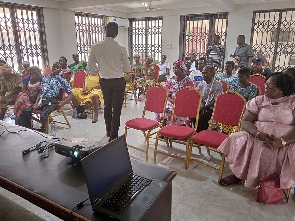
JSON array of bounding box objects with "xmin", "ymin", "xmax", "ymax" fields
[
  {"xmin": 247, "ymin": 45, "xmax": 254, "ymax": 67},
  {"xmin": 88, "ymin": 46, "xmax": 99, "ymax": 73},
  {"xmin": 121, "ymin": 46, "xmax": 131, "ymax": 73}
]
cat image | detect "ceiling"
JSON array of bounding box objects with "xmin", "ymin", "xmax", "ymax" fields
[{"xmin": 55, "ymin": 0, "xmax": 294, "ymax": 14}]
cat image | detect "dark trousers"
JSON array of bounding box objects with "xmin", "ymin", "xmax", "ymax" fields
[
  {"xmin": 197, "ymin": 109, "xmax": 213, "ymax": 132},
  {"xmin": 40, "ymin": 97, "xmax": 58, "ymax": 123},
  {"xmin": 100, "ymin": 77, "xmax": 126, "ymax": 139}
]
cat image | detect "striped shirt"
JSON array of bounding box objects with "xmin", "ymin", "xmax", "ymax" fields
[
  {"xmin": 88, "ymin": 37, "xmax": 131, "ymax": 79},
  {"xmin": 208, "ymin": 44, "xmax": 224, "ymax": 65}
]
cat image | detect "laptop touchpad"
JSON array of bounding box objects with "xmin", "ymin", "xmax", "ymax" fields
[{"xmin": 132, "ymin": 192, "xmax": 155, "ymax": 209}]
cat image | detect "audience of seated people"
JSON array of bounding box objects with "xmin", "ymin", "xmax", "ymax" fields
[
  {"xmin": 216, "ymin": 61, "xmax": 238, "ymax": 87},
  {"xmin": 218, "ymin": 73, "xmax": 295, "ymax": 190},
  {"xmin": 230, "ymin": 67, "xmax": 258, "ymax": 101},
  {"xmin": 14, "ymin": 66, "xmax": 42, "ymax": 128},
  {"xmin": 192, "ymin": 65, "xmax": 223, "ymax": 131},
  {"xmin": 72, "ymin": 70, "xmax": 103, "ymax": 123},
  {"xmin": 250, "ymin": 56, "xmax": 271, "ymax": 77},
  {"xmin": 157, "ymin": 54, "xmax": 170, "ymax": 83},
  {"xmin": 156, "ymin": 60, "xmax": 193, "ymax": 126},
  {"xmin": 136, "ymin": 56, "xmax": 156, "ymax": 101},
  {"xmin": 0, "ymin": 64, "xmax": 22, "ymax": 120}
]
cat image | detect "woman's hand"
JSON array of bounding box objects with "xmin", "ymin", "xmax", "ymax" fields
[{"xmin": 263, "ymin": 137, "xmax": 283, "ymax": 149}]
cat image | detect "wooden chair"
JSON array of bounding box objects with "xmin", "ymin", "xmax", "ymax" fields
[
  {"xmin": 31, "ymin": 90, "xmax": 71, "ymax": 134},
  {"xmin": 154, "ymin": 86, "xmax": 202, "ymax": 169},
  {"xmin": 124, "ymin": 71, "xmax": 137, "ymax": 107},
  {"xmin": 248, "ymin": 74, "xmax": 265, "ymax": 95},
  {"xmin": 190, "ymin": 91, "xmax": 246, "ymax": 182},
  {"xmin": 125, "ymin": 84, "xmax": 168, "ymax": 161}
]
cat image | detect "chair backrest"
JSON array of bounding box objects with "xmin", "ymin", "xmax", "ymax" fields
[
  {"xmin": 248, "ymin": 74, "xmax": 265, "ymax": 95},
  {"xmin": 220, "ymin": 80, "xmax": 229, "ymax": 92},
  {"xmin": 172, "ymin": 86, "xmax": 202, "ymax": 123},
  {"xmin": 153, "ymin": 65, "xmax": 160, "ymax": 81},
  {"xmin": 144, "ymin": 84, "xmax": 168, "ymax": 115},
  {"xmin": 73, "ymin": 71, "xmax": 87, "ymax": 88},
  {"xmin": 210, "ymin": 91, "xmax": 246, "ymax": 133}
]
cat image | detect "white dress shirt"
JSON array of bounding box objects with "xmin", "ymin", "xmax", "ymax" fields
[{"xmin": 88, "ymin": 37, "xmax": 131, "ymax": 79}]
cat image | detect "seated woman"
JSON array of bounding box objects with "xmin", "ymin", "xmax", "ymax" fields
[
  {"xmin": 131, "ymin": 54, "xmax": 142, "ymax": 79},
  {"xmin": 230, "ymin": 67, "xmax": 257, "ymax": 101},
  {"xmin": 69, "ymin": 53, "xmax": 87, "ymax": 74},
  {"xmin": 136, "ymin": 56, "xmax": 156, "ymax": 101},
  {"xmin": 0, "ymin": 64, "xmax": 22, "ymax": 120},
  {"xmin": 216, "ymin": 61, "xmax": 238, "ymax": 87},
  {"xmin": 218, "ymin": 73, "xmax": 295, "ymax": 190},
  {"xmin": 59, "ymin": 56, "xmax": 73, "ymax": 83},
  {"xmin": 14, "ymin": 66, "xmax": 41, "ymax": 128},
  {"xmin": 250, "ymin": 56, "xmax": 271, "ymax": 78},
  {"xmin": 72, "ymin": 71, "xmax": 103, "ymax": 123},
  {"xmin": 156, "ymin": 60, "xmax": 193, "ymax": 126}
]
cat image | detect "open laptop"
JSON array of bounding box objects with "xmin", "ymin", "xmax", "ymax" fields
[{"xmin": 81, "ymin": 135, "xmax": 167, "ymax": 221}]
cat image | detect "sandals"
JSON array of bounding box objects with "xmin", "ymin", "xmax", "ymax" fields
[{"xmin": 219, "ymin": 175, "xmax": 242, "ymax": 186}]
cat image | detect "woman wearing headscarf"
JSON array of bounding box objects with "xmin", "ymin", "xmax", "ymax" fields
[
  {"xmin": 131, "ymin": 54, "xmax": 142, "ymax": 79},
  {"xmin": 136, "ymin": 56, "xmax": 156, "ymax": 101},
  {"xmin": 0, "ymin": 64, "xmax": 22, "ymax": 120},
  {"xmin": 69, "ymin": 53, "xmax": 87, "ymax": 74},
  {"xmin": 156, "ymin": 60, "xmax": 193, "ymax": 126}
]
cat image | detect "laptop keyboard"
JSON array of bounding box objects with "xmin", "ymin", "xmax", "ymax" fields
[{"xmin": 101, "ymin": 174, "xmax": 152, "ymax": 214}]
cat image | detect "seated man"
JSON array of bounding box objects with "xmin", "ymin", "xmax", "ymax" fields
[
  {"xmin": 157, "ymin": 55, "xmax": 170, "ymax": 83},
  {"xmin": 192, "ymin": 65, "xmax": 223, "ymax": 132},
  {"xmin": 35, "ymin": 62, "xmax": 73, "ymax": 132},
  {"xmin": 0, "ymin": 64, "xmax": 22, "ymax": 120},
  {"xmin": 250, "ymin": 56, "xmax": 271, "ymax": 78}
]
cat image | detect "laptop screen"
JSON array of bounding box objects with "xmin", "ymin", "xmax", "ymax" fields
[{"xmin": 81, "ymin": 136, "xmax": 132, "ymax": 204}]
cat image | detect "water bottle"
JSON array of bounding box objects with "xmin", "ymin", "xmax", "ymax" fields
[
  {"xmin": 10, "ymin": 115, "xmax": 15, "ymax": 125},
  {"xmin": 4, "ymin": 110, "xmax": 12, "ymax": 123},
  {"xmin": 72, "ymin": 108, "xmax": 77, "ymax": 119},
  {"xmin": 50, "ymin": 122, "xmax": 56, "ymax": 137}
]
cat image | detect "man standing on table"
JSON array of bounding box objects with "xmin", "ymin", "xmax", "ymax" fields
[{"xmin": 88, "ymin": 22, "xmax": 131, "ymax": 142}]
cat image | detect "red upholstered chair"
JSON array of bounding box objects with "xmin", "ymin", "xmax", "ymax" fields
[
  {"xmin": 153, "ymin": 65, "xmax": 160, "ymax": 82},
  {"xmin": 248, "ymin": 74, "xmax": 265, "ymax": 95},
  {"xmin": 73, "ymin": 71, "xmax": 87, "ymax": 88},
  {"xmin": 219, "ymin": 80, "xmax": 229, "ymax": 92},
  {"xmin": 125, "ymin": 84, "xmax": 168, "ymax": 161},
  {"xmin": 154, "ymin": 86, "xmax": 202, "ymax": 169},
  {"xmin": 190, "ymin": 91, "xmax": 246, "ymax": 182}
]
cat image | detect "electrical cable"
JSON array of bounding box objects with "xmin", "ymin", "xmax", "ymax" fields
[{"xmin": 70, "ymin": 198, "xmax": 90, "ymax": 220}]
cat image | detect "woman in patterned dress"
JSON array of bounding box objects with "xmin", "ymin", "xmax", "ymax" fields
[
  {"xmin": 136, "ymin": 56, "xmax": 156, "ymax": 101},
  {"xmin": 69, "ymin": 53, "xmax": 87, "ymax": 74},
  {"xmin": 14, "ymin": 66, "xmax": 41, "ymax": 127},
  {"xmin": 131, "ymin": 54, "xmax": 142, "ymax": 79},
  {"xmin": 230, "ymin": 67, "xmax": 257, "ymax": 101},
  {"xmin": 156, "ymin": 60, "xmax": 193, "ymax": 126},
  {"xmin": 0, "ymin": 64, "xmax": 22, "ymax": 120}
]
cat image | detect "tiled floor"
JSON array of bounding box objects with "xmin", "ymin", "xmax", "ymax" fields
[{"xmin": 1, "ymin": 97, "xmax": 295, "ymax": 221}]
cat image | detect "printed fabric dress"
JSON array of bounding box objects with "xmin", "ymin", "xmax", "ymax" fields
[
  {"xmin": 14, "ymin": 76, "xmax": 40, "ymax": 117},
  {"xmin": 72, "ymin": 75, "xmax": 104, "ymax": 103},
  {"xmin": 218, "ymin": 95, "xmax": 295, "ymax": 189},
  {"xmin": 0, "ymin": 74, "xmax": 22, "ymax": 108},
  {"xmin": 216, "ymin": 73, "xmax": 238, "ymax": 87},
  {"xmin": 131, "ymin": 62, "xmax": 143, "ymax": 78},
  {"xmin": 230, "ymin": 83, "xmax": 257, "ymax": 101},
  {"xmin": 136, "ymin": 64, "xmax": 155, "ymax": 89},
  {"xmin": 156, "ymin": 76, "xmax": 193, "ymax": 125},
  {"xmin": 69, "ymin": 61, "xmax": 87, "ymax": 74}
]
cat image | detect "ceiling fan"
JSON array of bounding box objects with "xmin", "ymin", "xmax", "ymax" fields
[{"xmin": 142, "ymin": 2, "xmax": 161, "ymax": 10}]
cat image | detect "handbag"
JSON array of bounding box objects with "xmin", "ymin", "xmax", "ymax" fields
[{"xmin": 255, "ymin": 174, "xmax": 287, "ymax": 204}]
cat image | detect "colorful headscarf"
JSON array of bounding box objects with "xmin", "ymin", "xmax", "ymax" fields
[
  {"xmin": 72, "ymin": 53, "xmax": 79, "ymax": 57},
  {"xmin": 173, "ymin": 60, "xmax": 187, "ymax": 74},
  {"xmin": 146, "ymin": 56, "xmax": 153, "ymax": 63},
  {"xmin": 0, "ymin": 64, "xmax": 12, "ymax": 73}
]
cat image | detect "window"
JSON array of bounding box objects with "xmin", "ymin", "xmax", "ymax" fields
[
  {"xmin": 251, "ymin": 9, "xmax": 295, "ymax": 71},
  {"xmin": 0, "ymin": 2, "xmax": 48, "ymax": 72},
  {"xmin": 75, "ymin": 12, "xmax": 106, "ymax": 62},
  {"xmin": 180, "ymin": 13, "xmax": 228, "ymax": 62},
  {"xmin": 128, "ymin": 17, "xmax": 162, "ymax": 63}
]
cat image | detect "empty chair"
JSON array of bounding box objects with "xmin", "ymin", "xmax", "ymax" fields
[
  {"xmin": 190, "ymin": 91, "xmax": 246, "ymax": 182},
  {"xmin": 125, "ymin": 84, "xmax": 168, "ymax": 161}
]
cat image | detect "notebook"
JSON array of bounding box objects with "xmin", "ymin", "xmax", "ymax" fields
[{"xmin": 81, "ymin": 135, "xmax": 167, "ymax": 221}]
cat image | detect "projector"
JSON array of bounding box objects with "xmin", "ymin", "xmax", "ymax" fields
[{"xmin": 55, "ymin": 138, "xmax": 103, "ymax": 160}]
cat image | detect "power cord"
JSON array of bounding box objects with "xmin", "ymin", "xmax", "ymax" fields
[{"xmin": 71, "ymin": 198, "xmax": 90, "ymax": 220}]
